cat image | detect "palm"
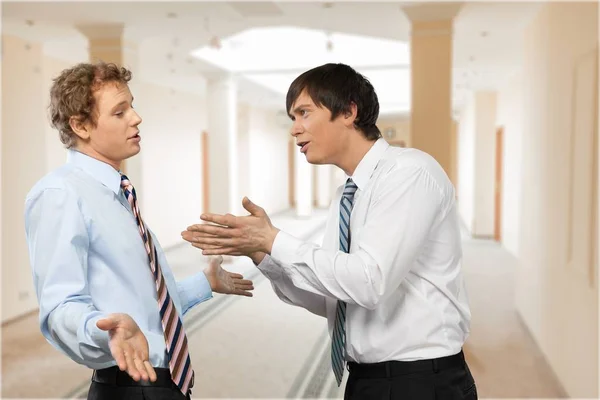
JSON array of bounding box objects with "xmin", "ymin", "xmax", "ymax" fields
[
  {"xmin": 204, "ymin": 256, "xmax": 254, "ymax": 297},
  {"xmin": 96, "ymin": 313, "xmax": 157, "ymax": 382},
  {"xmin": 108, "ymin": 323, "xmax": 147, "ymax": 357}
]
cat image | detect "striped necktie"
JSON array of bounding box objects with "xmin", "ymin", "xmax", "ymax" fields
[
  {"xmin": 331, "ymin": 178, "xmax": 358, "ymax": 385},
  {"xmin": 120, "ymin": 174, "xmax": 194, "ymax": 396}
]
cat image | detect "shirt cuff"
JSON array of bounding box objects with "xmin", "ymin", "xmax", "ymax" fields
[
  {"xmin": 177, "ymin": 272, "xmax": 213, "ymax": 315},
  {"xmin": 87, "ymin": 314, "xmax": 111, "ymax": 354},
  {"xmin": 270, "ymin": 230, "xmax": 305, "ymax": 266},
  {"xmin": 256, "ymin": 254, "xmax": 284, "ymax": 281}
]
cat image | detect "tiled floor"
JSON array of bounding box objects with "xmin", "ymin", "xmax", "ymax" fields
[{"xmin": 1, "ymin": 209, "xmax": 568, "ymax": 399}]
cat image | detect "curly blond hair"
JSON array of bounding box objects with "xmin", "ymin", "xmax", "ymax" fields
[{"xmin": 48, "ymin": 62, "xmax": 132, "ymax": 148}]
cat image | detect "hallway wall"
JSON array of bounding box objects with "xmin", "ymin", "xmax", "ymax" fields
[
  {"xmin": 495, "ymin": 72, "xmax": 523, "ymax": 257},
  {"xmin": 248, "ymin": 106, "xmax": 290, "ymax": 215},
  {"xmin": 472, "ymin": 92, "xmax": 497, "ymax": 237},
  {"xmin": 1, "ymin": 35, "xmax": 48, "ymax": 321},
  {"xmin": 135, "ymin": 81, "xmax": 207, "ymax": 249},
  {"xmin": 516, "ymin": 2, "xmax": 598, "ymax": 397},
  {"xmin": 42, "ymin": 56, "xmax": 73, "ymax": 171},
  {"xmin": 457, "ymin": 92, "xmax": 476, "ymax": 230}
]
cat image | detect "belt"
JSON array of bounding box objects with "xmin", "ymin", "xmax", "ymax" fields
[
  {"xmin": 348, "ymin": 350, "xmax": 466, "ymax": 378},
  {"xmin": 92, "ymin": 366, "xmax": 179, "ymax": 389}
]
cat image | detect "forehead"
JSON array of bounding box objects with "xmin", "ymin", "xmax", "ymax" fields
[
  {"xmin": 291, "ymin": 90, "xmax": 316, "ymax": 110},
  {"xmin": 94, "ymin": 82, "xmax": 131, "ymax": 108}
]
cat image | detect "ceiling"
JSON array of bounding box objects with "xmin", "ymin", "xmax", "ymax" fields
[{"xmin": 2, "ymin": 1, "xmax": 544, "ymax": 116}]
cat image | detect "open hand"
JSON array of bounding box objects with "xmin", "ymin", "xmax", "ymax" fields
[
  {"xmin": 204, "ymin": 255, "xmax": 254, "ymax": 297},
  {"xmin": 182, "ymin": 197, "xmax": 279, "ymax": 257},
  {"xmin": 96, "ymin": 313, "xmax": 157, "ymax": 382}
]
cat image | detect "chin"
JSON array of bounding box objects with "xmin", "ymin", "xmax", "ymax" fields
[
  {"xmin": 125, "ymin": 144, "xmax": 141, "ymax": 159},
  {"xmin": 305, "ymin": 152, "xmax": 327, "ymax": 165}
]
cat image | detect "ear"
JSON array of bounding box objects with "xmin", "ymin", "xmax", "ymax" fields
[
  {"xmin": 69, "ymin": 115, "xmax": 90, "ymax": 141},
  {"xmin": 343, "ymin": 102, "xmax": 358, "ymax": 128}
]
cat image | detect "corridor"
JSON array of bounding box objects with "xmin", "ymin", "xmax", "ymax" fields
[{"xmin": 2, "ymin": 211, "xmax": 565, "ymax": 399}]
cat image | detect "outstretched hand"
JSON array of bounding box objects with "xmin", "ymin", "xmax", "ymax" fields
[
  {"xmin": 204, "ymin": 255, "xmax": 254, "ymax": 297},
  {"xmin": 96, "ymin": 313, "xmax": 157, "ymax": 382},
  {"xmin": 182, "ymin": 197, "xmax": 279, "ymax": 257}
]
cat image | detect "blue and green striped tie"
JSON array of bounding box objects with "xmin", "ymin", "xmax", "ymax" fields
[{"xmin": 332, "ymin": 178, "xmax": 358, "ymax": 385}]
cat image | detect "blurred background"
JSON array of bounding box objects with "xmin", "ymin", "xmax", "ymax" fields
[{"xmin": 1, "ymin": 1, "xmax": 598, "ymax": 399}]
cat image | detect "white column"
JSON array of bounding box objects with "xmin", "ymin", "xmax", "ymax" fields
[
  {"xmin": 316, "ymin": 164, "xmax": 332, "ymax": 208},
  {"xmin": 294, "ymin": 149, "xmax": 313, "ymax": 217},
  {"xmin": 207, "ymin": 76, "xmax": 238, "ymax": 215}
]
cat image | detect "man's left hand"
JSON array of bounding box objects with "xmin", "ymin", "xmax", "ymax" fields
[
  {"xmin": 204, "ymin": 255, "xmax": 254, "ymax": 297},
  {"xmin": 182, "ymin": 197, "xmax": 279, "ymax": 257}
]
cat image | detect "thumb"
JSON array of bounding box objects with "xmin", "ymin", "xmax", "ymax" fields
[
  {"xmin": 242, "ymin": 197, "xmax": 264, "ymax": 216},
  {"xmin": 210, "ymin": 255, "xmax": 223, "ymax": 265},
  {"xmin": 96, "ymin": 315, "xmax": 119, "ymax": 331}
]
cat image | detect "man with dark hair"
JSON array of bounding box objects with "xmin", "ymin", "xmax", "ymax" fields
[
  {"xmin": 183, "ymin": 63, "xmax": 477, "ymax": 399},
  {"xmin": 25, "ymin": 62, "xmax": 254, "ymax": 400}
]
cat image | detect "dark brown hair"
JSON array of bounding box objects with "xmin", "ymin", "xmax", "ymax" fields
[{"xmin": 286, "ymin": 63, "xmax": 381, "ymax": 140}]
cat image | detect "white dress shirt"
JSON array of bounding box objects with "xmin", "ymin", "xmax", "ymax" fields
[
  {"xmin": 24, "ymin": 150, "xmax": 213, "ymax": 370},
  {"xmin": 258, "ymin": 138, "xmax": 471, "ymax": 364}
]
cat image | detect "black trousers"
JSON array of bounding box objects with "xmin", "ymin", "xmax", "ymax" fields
[
  {"xmin": 87, "ymin": 366, "xmax": 191, "ymax": 400},
  {"xmin": 344, "ymin": 351, "xmax": 477, "ymax": 400}
]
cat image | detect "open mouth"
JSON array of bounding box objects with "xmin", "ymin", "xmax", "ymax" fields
[{"xmin": 297, "ymin": 141, "xmax": 310, "ymax": 153}]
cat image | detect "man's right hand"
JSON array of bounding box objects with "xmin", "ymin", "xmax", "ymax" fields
[{"xmin": 96, "ymin": 313, "xmax": 158, "ymax": 382}]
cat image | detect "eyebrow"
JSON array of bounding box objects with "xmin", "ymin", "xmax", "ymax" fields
[
  {"xmin": 289, "ymin": 103, "xmax": 311, "ymax": 118},
  {"xmin": 111, "ymin": 97, "xmax": 134, "ymax": 111}
]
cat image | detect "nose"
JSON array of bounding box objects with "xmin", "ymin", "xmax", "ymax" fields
[
  {"xmin": 290, "ymin": 120, "xmax": 303, "ymax": 137},
  {"xmin": 132, "ymin": 110, "xmax": 142, "ymax": 126}
]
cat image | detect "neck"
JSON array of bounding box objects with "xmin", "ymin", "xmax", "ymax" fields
[
  {"xmin": 73, "ymin": 145, "xmax": 121, "ymax": 171},
  {"xmin": 336, "ymin": 134, "xmax": 377, "ymax": 176}
]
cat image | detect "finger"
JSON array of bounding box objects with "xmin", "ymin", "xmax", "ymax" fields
[
  {"xmin": 134, "ymin": 356, "xmax": 149, "ymax": 381},
  {"xmin": 228, "ymin": 272, "xmax": 244, "ymax": 279},
  {"xmin": 184, "ymin": 224, "xmax": 237, "ymax": 239},
  {"xmin": 234, "ymin": 280, "xmax": 254, "ymax": 290},
  {"xmin": 234, "ymin": 278, "xmax": 253, "ymax": 286},
  {"xmin": 124, "ymin": 350, "xmax": 141, "ymax": 381},
  {"xmin": 235, "ymin": 289, "xmax": 254, "ymax": 297},
  {"xmin": 96, "ymin": 316, "xmax": 118, "ymax": 331},
  {"xmin": 181, "ymin": 230, "xmax": 220, "ymax": 240},
  {"xmin": 197, "ymin": 247, "xmax": 243, "ymax": 256},
  {"xmin": 238, "ymin": 284, "xmax": 254, "ymax": 291},
  {"xmin": 210, "ymin": 255, "xmax": 224, "ymax": 265},
  {"xmin": 144, "ymin": 360, "xmax": 157, "ymax": 382},
  {"xmin": 191, "ymin": 235, "xmax": 234, "ymax": 247},
  {"xmin": 198, "ymin": 213, "xmax": 238, "ymax": 228},
  {"xmin": 112, "ymin": 345, "xmax": 127, "ymax": 371},
  {"xmin": 242, "ymin": 197, "xmax": 265, "ymax": 216},
  {"xmin": 181, "ymin": 231, "xmax": 224, "ymax": 244}
]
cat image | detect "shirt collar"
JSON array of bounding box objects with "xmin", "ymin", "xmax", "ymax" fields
[
  {"xmin": 67, "ymin": 149, "xmax": 123, "ymax": 195},
  {"xmin": 348, "ymin": 138, "xmax": 389, "ymax": 191}
]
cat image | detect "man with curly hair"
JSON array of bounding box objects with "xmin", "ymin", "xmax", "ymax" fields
[{"xmin": 24, "ymin": 62, "xmax": 254, "ymax": 400}]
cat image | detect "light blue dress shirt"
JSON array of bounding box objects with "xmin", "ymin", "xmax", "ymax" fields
[{"xmin": 24, "ymin": 149, "xmax": 212, "ymax": 370}]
